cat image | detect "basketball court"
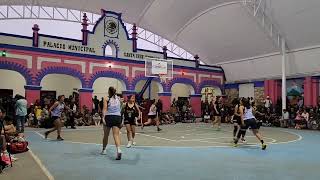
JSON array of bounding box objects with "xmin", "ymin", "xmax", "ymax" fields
[
  {"xmin": 2, "ymin": 124, "xmax": 319, "ymax": 180},
  {"xmin": 1, "ymin": 1, "xmax": 320, "ymax": 180}
]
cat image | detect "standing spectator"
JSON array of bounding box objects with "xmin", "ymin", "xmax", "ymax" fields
[
  {"xmin": 34, "ymin": 100, "xmax": 42, "ymax": 127},
  {"xmin": 172, "ymin": 98, "xmax": 177, "ymax": 107},
  {"xmin": 288, "ymin": 107, "xmax": 296, "ymax": 128},
  {"xmin": 65, "ymin": 102, "xmax": 76, "ymax": 129},
  {"xmin": 264, "ymin": 96, "xmax": 272, "ymax": 110},
  {"xmin": 250, "ymin": 97, "xmax": 254, "ymax": 105},
  {"xmin": 99, "ymin": 97, "xmax": 104, "ymax": 113},
  {"xmin": 14, "ymin": 94, "xmax": 27, "ymax": 133},
  {"xmin": 281, "ymin": 109, "xmax": 289, "ymax": 128},
  {"xmin": 297, "ymin": 97, "xmax": 304, "ymax": 109},
  {"xmin": 301, "ymin": 109, "xmax": 309, "ymax": 129},
  {"xmin": 93, "ymin": 96, "xmax": 100, "ymax": 113}
]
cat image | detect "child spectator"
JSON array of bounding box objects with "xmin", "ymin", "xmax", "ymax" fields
[{"xmin": 92, "ymin": 113, "xmax": 101, "ymax": 126}]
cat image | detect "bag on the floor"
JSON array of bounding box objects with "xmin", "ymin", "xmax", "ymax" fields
[
  {"xmin": 0, "ymin": 153, "xmax": 11, "ymax": 166},
  {"xmin": 8, "ymin": 141, "xmax": 29, "ymax": 154}
]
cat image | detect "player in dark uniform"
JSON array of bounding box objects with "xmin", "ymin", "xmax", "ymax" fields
[
  {"xmin": 123, "ymin": 95, "xmax": 141, "ymax": 148},
  {"xmin": 232, "ymin": 98, "xmax": 246, "ymax": 143},
  {"xmin": 212, "ymin": 97, "xmax": 222, "ymax": 130}
]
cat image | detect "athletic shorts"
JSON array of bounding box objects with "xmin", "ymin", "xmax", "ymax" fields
[
  {"xmin": 242, "ymin": 118, "xmax": 258, "ymax": 130},
  {"xmin": 148, "ymin": 115, "xmax": 157, "ymax": 120},
  {"xmin": 124, "ymin": 118, "xmax": 136, "ymax": 126},
  {"xmin": 105, "ymin": 115, "xmax": 122, "ymax": 128},
  {"xmin": 49, "ymin": 116, "xmax": 60, "ymax": 124},
  {"xmin": 233, "ymin": 115, "xmax": 241, "ymax": 124}
]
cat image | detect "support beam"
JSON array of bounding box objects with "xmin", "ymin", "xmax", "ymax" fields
[{"xmin": 281, "ymin": 37, "xmax": 286, "ymax": 111}]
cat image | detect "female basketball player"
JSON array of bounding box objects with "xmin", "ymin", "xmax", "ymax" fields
[
  {"xmin": 123, "ymin": 95, "xmax": 141, "ymax": 148},
  {"xmin": 100, "ymin": 87, "xmax": 122, "ymax": 160},
  {"xmin": 232, "ymin": 98, "xmax": 246, "ymax": 142},
  {"xmin": 143, "ymin": 99, "xmax": 162, "ymax": 132},
  {"xmin": 45, "ymin": 95, "xmax": 71, "ymax": 141},
  {"xmin": 212, "ymin": 96, "xmax": 222, "ymax": 130},
  {"xmin": 234, "ymin": 98, "xmax": 267, "ymax": 150}
]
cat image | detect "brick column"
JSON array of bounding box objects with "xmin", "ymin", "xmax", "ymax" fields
[
  {"xmin": 264, "ymin": 80, "xmax": 281, "ymax": 104},
  {"xmin": 190, "ymin": 94, "xmax": 202, "ymax": 117},
  {"xmin": 79, "ymin": 88, "xmax": 93, "ymax": 112},
  {"xmin": 24, "ymin": 85, "xmax": 41, "ymax": 106},
  {"xmin": 311, "ymin": 78, "xmax": 319, "ymax": 106},
  {"xmin": 158, "ymin": 92, "xmax": 171, "ymax": 112}
]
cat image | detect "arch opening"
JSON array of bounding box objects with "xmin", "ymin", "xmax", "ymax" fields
[
  {"xmin": 0, "ymin": 69, "xmax": 26, "ymax": 97},
  {"xmin": 171, "ymin": 83, "xmax": 195, "ymax": 101},
  {"xmin": 92, "ymin": 77, "xmax": 126, "ymax": 99},
  {"xmin": 40, "ymin": 74, "xmax": 81, "ymax": 98},
  {"xmin": 135, "ymin": 80, "xmax": 164, "ymax": 100}
]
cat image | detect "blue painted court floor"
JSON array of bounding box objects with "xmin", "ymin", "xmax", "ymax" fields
[{"xmin": 25, "ymin": 126, "xmax": 320, "ymax": 180}]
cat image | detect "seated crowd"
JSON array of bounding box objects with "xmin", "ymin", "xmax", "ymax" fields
[{"xmin": 200, "ymin": 96, "xmax": 320, "ymax": 130}]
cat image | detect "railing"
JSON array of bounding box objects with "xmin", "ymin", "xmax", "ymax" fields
[
  {"xmin": 0, "ymin": 5, "xmax": 194, "ymax": 60},
  {"xmin": 242, "ymin": 0, "xmax": 286, "ymax": 49}
]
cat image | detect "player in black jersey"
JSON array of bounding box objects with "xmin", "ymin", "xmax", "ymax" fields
[{"xmin": 123, "ymin": 95, "xmax": 141, "ymax": 148}]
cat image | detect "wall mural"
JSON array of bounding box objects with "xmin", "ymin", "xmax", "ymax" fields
[
  {"xmin": 286, "ymin": 79, "xmax": 304, "ymax": 105},
  {"xmin": 201, "ymin": 87, "xmax": 222, "ymax": 102}
]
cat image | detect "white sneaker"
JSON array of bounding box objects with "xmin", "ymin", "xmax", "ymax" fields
[
  {"xmin": 100, "ymin": 149, "xmax": 107, "ymax": 155},
  {"xmin": 241, "ymin": 139, "xmax": 247, "ymax": 144},
  {"xmin": 126, "ymin": 141, "xmax": 132, "ymax": 148},
  {"xmin": 132, "ymin": 141, "xmax": 136, "ymax": 146}
]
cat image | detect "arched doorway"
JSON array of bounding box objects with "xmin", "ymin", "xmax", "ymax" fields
[
  {"xmin": 41, "ymin": 74, "xmax": 82, "ymax": 98},
  {"xmin": 171, "ymin": 83, "xmax": 195, "ymax": 101},
  {"xmin": 135, "ymin": 80, "xmax": 163, "ymax": 100},
  {"xmin": 92, "ymin": 77, "xmax": 126, "ymax": 99},
  {"xmin": 0, "ymin": 69, "xmax": 26, "ymax": 97}
]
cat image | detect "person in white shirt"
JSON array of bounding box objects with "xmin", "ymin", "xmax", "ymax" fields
[
  {"xmin": 143, "ymin": 99, "xmax": 162, "ymax": 132},
  {"xmin": 281, "ymin": 109, "xmax": 289, "ymax": 128},
  {"xmin": 301, "ymin": 109, "xmax": 309, "ymax": 129},
  {"xmin": 264, "ymin": 96, "xmax": 272, "ymax": 109},
  {"xmin": 14, "ymin": 95, "xmax": 27, "ymax": 133}
]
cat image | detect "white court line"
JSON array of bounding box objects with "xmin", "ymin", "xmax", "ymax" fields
[
  {"xmin": 32, "ymin": 126, "xmax": 302, "ymax": 149},
  {"xmin": 270, "ymin": 130, "xmax": 303, "ymax": 145},
  {"xmin": 136, "ymin": 132, "xmax": 178, "ymax": 142},
  {"xmin": 28, "ymin": 134, "xmax": 55, "ymax": 180}
]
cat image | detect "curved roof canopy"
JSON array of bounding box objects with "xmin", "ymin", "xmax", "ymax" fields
[{"xmin": 2, "ymin": 0, "xmax": 320, "ymax": 81}]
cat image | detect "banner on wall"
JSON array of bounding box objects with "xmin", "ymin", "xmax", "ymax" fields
[
  {"xmin": 104, "ymin": 16, "xmax": 120, "ymax": 38},
  {"xmin": 201, "ymin": 87, "xmax": 222, "ymax": 101}
]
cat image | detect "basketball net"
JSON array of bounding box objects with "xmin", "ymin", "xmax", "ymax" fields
[{"xmin": 159, "ymin": 74, "xmax": 167, "ymax": 83}]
